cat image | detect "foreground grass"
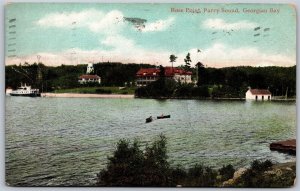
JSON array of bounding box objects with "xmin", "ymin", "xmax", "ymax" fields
[
  {"xmin": 96, "ymin": 135, "xmax": 295, "ymax": 187},
  {"xmin": 53, "ymin": 86, "xmax": 136, "ymax": 94}
]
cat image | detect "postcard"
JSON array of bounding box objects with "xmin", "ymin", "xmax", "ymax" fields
[{"xmin": 5, "ymin": 3, "xmax": 296, "ymax": 187}]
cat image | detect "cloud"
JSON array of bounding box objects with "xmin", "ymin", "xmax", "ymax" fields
[
  {"xmin": 6, "ymin": 35, "xmax": 171, "ymax": 66},
  {"xmin": 140, "ymin": 17, "xmax": 175, "ymax": 32},
  {"xmin": 5, "ymin": 40, "xmax": 295, "ymax": 68},
  {"xmin": 36, "ymin": 9, "xmax": 125, "ymax": 34},
  {"xmin": 36, "ymin": 9, "xmax": 174, "ymax": 33},
  {"xmin": 101, "ymin": 35, "xmax": 135, "ymax": 50},
  {"xmin": 177, "ymin": 43, "xmax": 295, "ymax": 68},
  {"xmin": 203, "ymin": 18, "xmax": 258, "ymax": 30}
]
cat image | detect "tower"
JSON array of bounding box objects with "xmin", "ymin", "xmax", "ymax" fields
[{"xmin": 86, "ymin": 63, "xmax": 94, "ymax": 74}]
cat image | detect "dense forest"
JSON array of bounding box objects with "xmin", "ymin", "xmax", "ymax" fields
[
  {"xmin": 5, "ymin": 62, "xmax": 296, "ymax": 98},
  {"xmin": 5, "ymin": 62, "xmax": 155, "ymax": 92}
]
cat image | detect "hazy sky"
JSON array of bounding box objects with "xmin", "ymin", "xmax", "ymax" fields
[{"xmin": 5, "ymin": 3, "xmax": 296, "ymax": 67}]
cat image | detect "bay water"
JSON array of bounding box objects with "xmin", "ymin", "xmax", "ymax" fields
[{"xmin": 5, "ymin": 97, "xmax": 296, "ymax": 186}]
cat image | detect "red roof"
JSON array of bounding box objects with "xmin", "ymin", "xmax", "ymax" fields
[
  {"xmin": 249, "ymin": 89, "xmax": 271, "ymax": 95},
  {"xmin": 136, "ymin": 68, "xmax": 160, "ymax": 76},
  {"xmin": 79, "ymin": 75, "xmax": 100, "ymax": 79},
  {"xmin": 136, "ymin": 67, "xmax": 192, "ymax": 77}
]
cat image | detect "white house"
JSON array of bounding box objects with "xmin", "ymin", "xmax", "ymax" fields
[
  {"xmin": 78, "ymin": 63, "xmax": 101, "ymax": 84},
  {"xmin": 78, "ymin": 74, "xmax": 101, "ymax": 84},
  {"xmin": 246, "ymin": 88, "xmax": 272, "ymax": 100}
]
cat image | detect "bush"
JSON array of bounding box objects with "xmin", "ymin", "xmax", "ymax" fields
[
  {"xmin": 219, "ymin": 164, "xmax": 235, "ymax": 182},
  {"xmin": 191, "ymin": 86, "xmax": 210, "ymax": 98},
  {"xmin": 135, "ymin": 78, "xmax": 177, "ymax": 98},
  {"xmin": 95, "ymin": 88, "xmax": 112, "ymax": 94},
  {"xmin": 97, "ymin": 135, "xmax": 172, "ymax": 186},
  {"xmin": 186, "ymin": 164, "xmax": 218, "ymax": 187},
  {"xmin": 96, "ymin": 136, "xmax": 295, "ymax": 187},
  {"xmin": 234, "ymin": 160, "xmax": 277, "ymax": 188}
]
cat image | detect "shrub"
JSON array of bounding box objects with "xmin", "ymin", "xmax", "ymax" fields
[
  {"xmin": 95, "ymin": 88, "xmax": 112, "ymax": 94},
  {"xmin": 96, "ymin": 135, "xmax": 172, "ymax": 186},
  {"xmin": 135, "ymin": 78, "xmax": 177, "ymax": 98},
  {"xmin": 96, "ymin": 137, "xmax": 295, "ymax": 188},
  {"xmin": 234, "ymin": 160, "xmax": 279, "ymax": 188},
  {"xmin": 219, "ymin": 164, "xmax": 235, "ymax": 181},
  {"xmin": 186, "ymin": 164, "xmax": 218, "ymax": 187},
  {"xmin": 191, "ymin": 86, "xmax": 210, "ymax": 98}
]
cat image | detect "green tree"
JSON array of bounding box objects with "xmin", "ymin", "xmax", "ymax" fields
[
  {"xmin": 159, "ymin": 65, "xmax": 165, "ymax": 78},
  {"xmin": 196, "ymin": 62, "xmax": 208, "ymax": 86},
  {"xmin": 184, "ymin": 53, "xmax": 192, "ymax": 71},
  {"xmin": 96, "ymin": 134, "xmax": 172, "ymax": 186},
  {"xmin": 169, "ymin": 54, "xmax": 177, "ymax": 70}
]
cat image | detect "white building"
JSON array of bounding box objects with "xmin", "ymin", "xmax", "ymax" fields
[
  {"xmin": 78, "ymin": 74, "xmax": 101, "ymax": 84},
  {"xmin": 136, "ymin": 67, "xmax": 192, "ymax": 86},
  {"xmin": 78, "ymin": 63, "xmax": 101, "ymax": 84},
  {"xmin": 246, "ymin": 88, "xmax": 272, "ymax": 100},
  {"xmin": 86, "ymin": 63, "xmax": 94, "ymax": 74}
]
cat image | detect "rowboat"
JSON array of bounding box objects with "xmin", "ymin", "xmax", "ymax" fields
[{"xmin": 157, "ymin": 115, "xmax": 171, "ymax": 119}]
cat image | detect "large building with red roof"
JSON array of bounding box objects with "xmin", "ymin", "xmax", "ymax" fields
[
  {"xmin": 246, "ymin": 88, "xmax": 272, "ymax": 100},
  {"xmin": 136, "ymin": 67, "xmax": 192, "ymax": 86}
]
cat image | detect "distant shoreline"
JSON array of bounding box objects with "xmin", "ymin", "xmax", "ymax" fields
[
  {"xmin": 40, "ymin": 93, "xmax": 296, "ymax": 101},
  {"xmin": 41, "ymin": 93, "xmax": 134, "ymax": 98}
]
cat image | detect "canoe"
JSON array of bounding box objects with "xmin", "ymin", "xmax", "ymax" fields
[
  {"xmin": 146, "ymin": 116, "xmax": 153, "ymax": 123},
  {"xmin": 157, "ymin": 115, "xmax": 171, "ymax": 119}
]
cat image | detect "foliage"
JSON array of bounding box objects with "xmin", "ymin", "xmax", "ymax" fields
[
  {"xmin": 219, "ymin": 164, "xmax": 235, "ymax": 182},
  {"xmin": 169, "ymin": 54, "xmax": 177, "ymax": 63},
  {"xmin": 233, "ymin": 159, "xmax": 295, "ymax": 188},
  {"xmin": 97, "ymin": 135, "xmax": 172, "ymax": 186},
  {"xmin": 96, "ymin": 135, "xmax": 220, "ymax": 187},
  {"xmin": 96, "ymin": 136, "xmax": 295, "ymax": 187},
  {"xmin": 135, "ymin": 78, "xmax": 177, "ymax": 98},
  {"xmin": 5, "ymin": 62, "xmax": 155, "ymax": 92},
  {"xmin": 6, "ymin": 62, "xmax": 296, "ymax": 97},
  {"xmin": 93, "ymin": 62, "xmax": 154, "ymax": 86},
  {"xmin": 185, "ymin": 164, "xmax": 218, "ymax": 187},
  {"xmin": 196, "ymin": 62, "xmax": 208, "ymax": 86},
  {"xmin": 184, "ymin": 53, "xmax": 192, "ymax": 71},
  {"xmin": 159, "ymin": 65, "xmax": 165, "ymax": 78}
]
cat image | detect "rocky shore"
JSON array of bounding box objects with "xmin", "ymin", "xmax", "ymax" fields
[{"xmin": 223, "ymin": 161, "xmax": 296, "ymax": 187}]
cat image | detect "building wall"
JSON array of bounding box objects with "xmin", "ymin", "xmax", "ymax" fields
[
  {"xmin": 173, "ymin": 74, "xmax": 192, "ymax": 83},
  {"xmin": 136, "ymin": 76, "xmax": 158, "ymax": 86},
  {"xmin": 246, "ymin": 90, "xmax": 272, "ymax": 100},
  {"xmin": 136, "ymin": 74, "xmax": 192, "ymax": 86},
  {"xmin": 78, "ymin": 78, "xmax": 101, "ymax": 84}
]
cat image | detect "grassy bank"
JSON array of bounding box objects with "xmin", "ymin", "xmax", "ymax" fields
[{"xmin": 52, "ymin": 87, "xmax": 136, "ymax": 95}]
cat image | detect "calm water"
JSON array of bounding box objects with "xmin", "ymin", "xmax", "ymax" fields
[{"xmin": 5, "ymin": 97, "xmax": 296, "ymax": 186}]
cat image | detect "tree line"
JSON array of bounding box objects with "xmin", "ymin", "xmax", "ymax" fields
[
  {"xmin": 5, "ymin": 62, "xmax": 155, "ymax": 92},
  {"xmin": 5, "ymin": 61, "xmax": 296, "ymax": 98}
]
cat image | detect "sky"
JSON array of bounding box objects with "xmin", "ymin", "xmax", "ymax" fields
[{"xmin": 5, "ymin": 3, "xmax": 296, "ymax": 68}]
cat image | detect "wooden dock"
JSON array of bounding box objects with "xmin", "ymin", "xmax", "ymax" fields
[{"xmin": 270, "ymin": 139, "xmax": 296, "ymax": 155}]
